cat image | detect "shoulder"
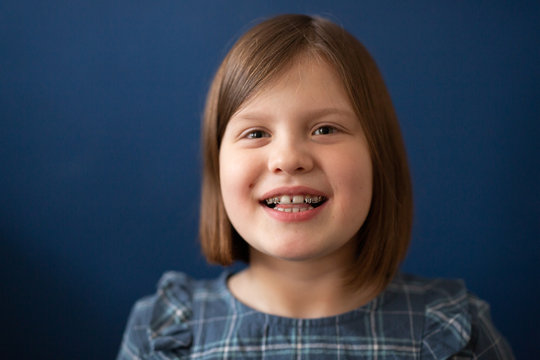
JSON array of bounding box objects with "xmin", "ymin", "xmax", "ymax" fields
[
  {"xmin": 388, "ymin": 273, "xmax": 514, "ymax": 359},
  {"xmin": 117, "ymin": 271, "xmax": 223, "ymax": 360}
]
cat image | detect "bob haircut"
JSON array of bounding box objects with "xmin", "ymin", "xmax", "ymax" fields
[{"xmin": 200, "ymin": 14, "xmax": 412, "ymax": 291}]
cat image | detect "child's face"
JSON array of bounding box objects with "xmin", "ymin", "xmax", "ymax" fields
[{"xmin": 219, "ymin": 57, "xmax": 373, "ymax": 265}]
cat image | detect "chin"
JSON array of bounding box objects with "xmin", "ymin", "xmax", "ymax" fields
[{"xmin": 260, "ymin": 243, "xmax": 330, "ymax": 262}]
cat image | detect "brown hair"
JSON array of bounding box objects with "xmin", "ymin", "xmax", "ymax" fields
[{"xmin": 199, "ymin": 14, "xmax": 412, "ymax": 292}]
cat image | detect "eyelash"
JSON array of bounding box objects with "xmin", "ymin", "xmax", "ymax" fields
[
  {"xmin": 244, "ymin": 130, "xmax": 270, "ymax": 139},
  {"xmin": 312, "ymin": 125, "xmax": 338, "ymax": 135},
  {"xmin": 241, "ymin": 125, "xmax": 339, "ymax": 140}
]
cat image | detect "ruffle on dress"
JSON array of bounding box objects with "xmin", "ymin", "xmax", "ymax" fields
[
  {"xmin": 148, "ymin": 272, "xmax": 194, "ymax": 354},
  {"xmin": 420, "ymin": 278, "xmax": 472, "ymax": 359},
  {"xmin": 118, "ymin": 271, "xmax": 513, "ymax": 359}
]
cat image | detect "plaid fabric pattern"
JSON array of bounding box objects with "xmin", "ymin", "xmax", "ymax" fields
[{"xmin": 117, "ymin": 272, "xmax": 514, "ymax": 359}]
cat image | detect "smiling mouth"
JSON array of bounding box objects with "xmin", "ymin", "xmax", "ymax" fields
[{"xmin": 261, "ymin": 194, "xmax": 327, "ymax": 212}]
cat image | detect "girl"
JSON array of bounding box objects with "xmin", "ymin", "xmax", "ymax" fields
[{"xmin": 118, "ymin": 14, "xmax": 513, "ymax": 359}]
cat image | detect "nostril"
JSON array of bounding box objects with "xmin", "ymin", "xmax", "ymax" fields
[{"xmin": 269, "ymin": 149, "xmax": 313, "ymax": 174}]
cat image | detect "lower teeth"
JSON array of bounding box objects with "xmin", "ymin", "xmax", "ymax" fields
[{"xmin": 274, "ymin": 206, "xmax": 313, "ymax": 213}]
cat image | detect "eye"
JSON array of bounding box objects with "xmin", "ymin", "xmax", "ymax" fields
[
  {"xmin": 312, "ymin": 126, "xmax": 338, "ymax": 136},
  {"xmin": 245, "ymin": 129, "xmax": 270, "ymax": 139}
]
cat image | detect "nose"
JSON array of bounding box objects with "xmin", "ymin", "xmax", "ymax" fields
[{"xmin": 268, "ymin": 136, "xmax": 314, "ymax": 175}]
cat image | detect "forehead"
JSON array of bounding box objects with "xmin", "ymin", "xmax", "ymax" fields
[{"xmin": 232, "ymin": 55, "xmax": 352, "ymax": 117}]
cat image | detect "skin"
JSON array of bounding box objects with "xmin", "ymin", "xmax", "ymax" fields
[{"xmin": 219, "ymin": 56, "xmax": 375, "ymax": 318}]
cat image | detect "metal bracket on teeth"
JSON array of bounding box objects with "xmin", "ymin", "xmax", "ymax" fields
[{"xmin": 267, "ymin": 196, "xmax": 321, "ymax": 205}]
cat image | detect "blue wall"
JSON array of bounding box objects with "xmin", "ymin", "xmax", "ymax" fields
[{"xmin": 2, "ymin": 1, "xmax": 538, "ymax": 358}]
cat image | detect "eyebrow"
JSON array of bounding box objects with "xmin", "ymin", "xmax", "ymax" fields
[{"xmin": 233, "ymin": 107, "xmax": 357, "ymax": 121}]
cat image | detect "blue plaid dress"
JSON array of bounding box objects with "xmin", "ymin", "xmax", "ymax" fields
[{"xmin": 117, "ymin": 271, "xmax": 513, "ymax": 359}]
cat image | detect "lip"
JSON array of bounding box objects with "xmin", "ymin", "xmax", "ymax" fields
[
  {"xmin": 261, "ymin": 200, "xmax": 327, "ymax": 222},
  {"xmin": 259, "ymin": 185, "xmax": 329, "ymax": 223}
]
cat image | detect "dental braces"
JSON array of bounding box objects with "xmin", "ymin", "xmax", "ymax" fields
[{"xmin": 265, "ymin": 195, "xmax": 324, "ymax": 205}]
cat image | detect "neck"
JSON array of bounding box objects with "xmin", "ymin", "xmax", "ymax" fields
[{"xmin": 228, "ymin": 246, "xmax": 378, "ymax": 318}]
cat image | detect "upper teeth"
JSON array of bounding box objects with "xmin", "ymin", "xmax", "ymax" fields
[{"xmin": 265, "ymin": 195, "xmax": 323, "ymax": 205}]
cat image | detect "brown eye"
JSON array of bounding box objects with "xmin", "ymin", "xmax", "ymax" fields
[
  {"xmin": 246, "ymin": 130, "xmax": 270, "ymax": 139},
  {"xmin": 313, "ymin": 126, "xmax": 337, "ymax": 135}
]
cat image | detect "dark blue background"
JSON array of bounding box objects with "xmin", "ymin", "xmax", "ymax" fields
[{"xmin": 2, "ymin": 1, "xmax": 538, "ymax": 358}]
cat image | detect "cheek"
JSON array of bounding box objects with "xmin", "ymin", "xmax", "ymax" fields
[
  {"xmin": 219, "ymin": 154, "xmax": 239, "ymax": 201},
  {"xmin": 330, "ymin": 152, "xmax": 373, "ymax": 211},
  {"xmin": 219, "ymin": 151, "xmax": 245, "ymax": 225},
  {"xmin": 219, "ymin": 148, "xmax": 260, "ymax": 200}
]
